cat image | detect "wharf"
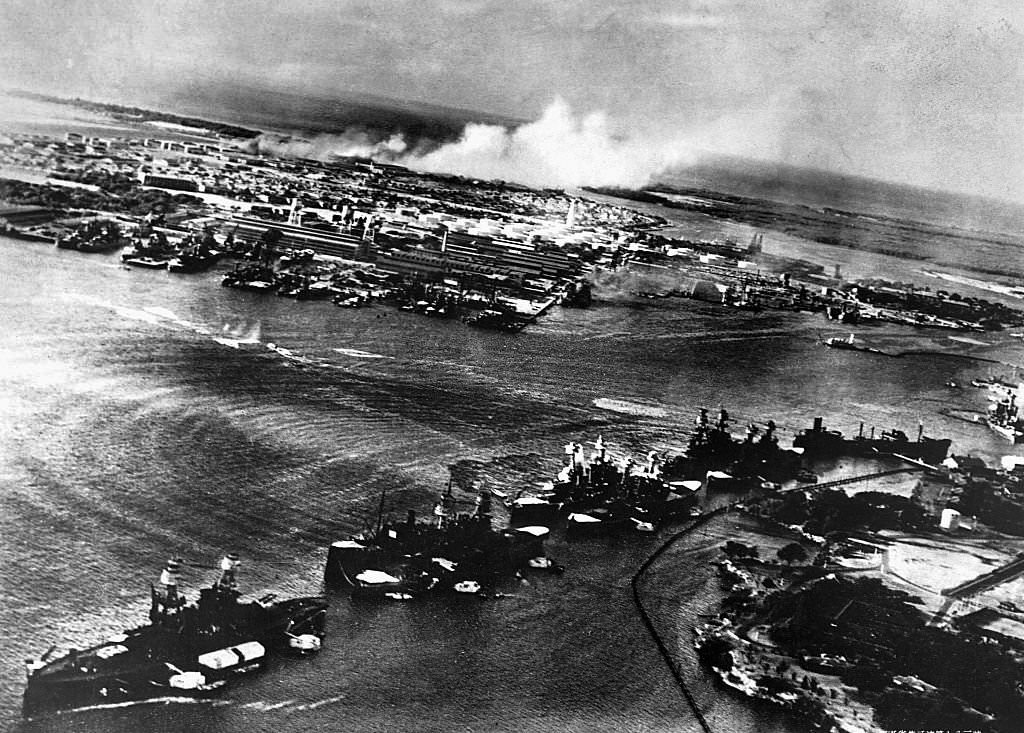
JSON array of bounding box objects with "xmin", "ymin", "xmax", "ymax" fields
[{"xmin": 527, "ymin": 295, "xmax": 560, "ymax": 322}]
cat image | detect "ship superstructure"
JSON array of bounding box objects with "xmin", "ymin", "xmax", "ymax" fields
[{"xmin": 23, "ymin": 554, "xmax": 327, "ymax": 719}]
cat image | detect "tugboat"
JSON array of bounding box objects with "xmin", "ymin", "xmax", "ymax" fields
[
  {"xmin": 793, "ymin": 417, "xmax": 952, "ymax": 463},
  {"xmin": 325, "ymin": 483, "xmax": 560, "ymax": 599},
  {"xmin": 22, "ymin": 554, "xmax": 327, "ymax": 719}
]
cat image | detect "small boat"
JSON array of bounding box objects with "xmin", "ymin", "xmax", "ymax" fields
[
  {"xmin": 123, "ymin": 256, "xmax": 170, "ymax": 269},
  {"xmin": 507, "ymin": 495, "xmax": 561, "ymax": 526},
  {"xmin": 349, "ymin": 569, "xmax": 424, "ymax": 601},
  {"xmin": 823, "ymin": 334, "xmax": 885, "ymax": 355},
  {"xmin": 566, "ymin": 510, "xmax": 626, "ymax": 537}
]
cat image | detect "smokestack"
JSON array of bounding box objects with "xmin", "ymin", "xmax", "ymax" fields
[{"xmin": 834, "ymin": 264, "xmax": 842, "ymax": 280}]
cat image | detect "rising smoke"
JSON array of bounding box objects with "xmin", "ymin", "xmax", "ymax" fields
[
  {"xmin": 403, "ymin": 98, "xmax": 700, "ymax": 189},
  {"xmin": 241, "ymin": 98, "xmax": 715, "ymax": 190},
  {"xmin": 243, "ymin": 130, "xmax": 409, "ymax": 161}
]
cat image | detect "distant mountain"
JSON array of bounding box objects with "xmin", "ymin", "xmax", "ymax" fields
[{"xmin": 153, "ymin": 82, "xmax": 523, "ymax": 145}]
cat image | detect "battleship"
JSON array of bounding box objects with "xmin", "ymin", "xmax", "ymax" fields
[
  {"xmin": 325, "ymin": 484, "xmax": 560, "ymax": 599},
  {"xmin": 508, "ymin": 436, "xmax": 700, "ymax": 534},
  {"xmin": 793, "ymin": 416, "xmax": 952, "ymax": 463},
  {"xmin": 22, "ymin": 554, "xmax": 328, "ymax": 719},
  {"xmin": 662, "ymin": 408, "xmax": 805, "ymax": 483}
]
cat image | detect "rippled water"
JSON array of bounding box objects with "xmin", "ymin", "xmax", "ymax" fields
[{"xmin": 0, "ymin": 236, "xmax": 1019, "ymax": 732}]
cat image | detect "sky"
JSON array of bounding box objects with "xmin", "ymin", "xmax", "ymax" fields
[{"xmin": 1, "ymin": 0, "xmax": 1022, "ymax": 202}]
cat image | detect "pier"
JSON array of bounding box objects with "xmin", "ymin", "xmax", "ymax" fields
[{"xmin": 783, "ymin": 467, "xmax": 926, "ymax": 493}]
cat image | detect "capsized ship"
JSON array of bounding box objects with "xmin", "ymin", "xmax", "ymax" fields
[{"xmin": 23, "ymin": 554, "xmax": 328, "ymax": 719}]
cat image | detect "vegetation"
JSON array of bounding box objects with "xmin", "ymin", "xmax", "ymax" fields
[
  {"xmin": 0, "ymin": 178, "xmax": 199, "ymax": 217},
  {"xmin": 763, "ymin": 576, "xmax": 1024, "ymax": 732},
  {"xmin": 954, "ymin": 481, "xmax": 1024, "ymax": 537},
  {"xmin": 722, "ymin": 540, "xmax": 759, "ymax": 559},
  {"xmin": 768, "ymin": 489, "xmax": 928, "ymax": 534},
  {"xmin": 776, "ymin": 542, "xmax": 808, "ymax": 564}
]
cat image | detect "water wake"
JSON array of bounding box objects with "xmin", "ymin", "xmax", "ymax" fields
[
  {"xmin": 333, "ymin": 347, "xmax": 392, "ymax": 359},
  {"xmin": 593, "ymin": 398, "xmax": 669, "ymax": 418}
]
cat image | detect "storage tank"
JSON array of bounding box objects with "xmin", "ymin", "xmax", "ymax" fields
[{"xmin": 940, "ymin": 508, "xmax": 961, "ymax": 530}]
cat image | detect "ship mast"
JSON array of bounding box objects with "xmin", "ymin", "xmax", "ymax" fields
[
  {"xmin": 216, "ymin": 552, "xmax": 240, "ymax": 592},
  {"xmin": 150, "ymin": 558, "xmax": 184, "ymax": 626}
]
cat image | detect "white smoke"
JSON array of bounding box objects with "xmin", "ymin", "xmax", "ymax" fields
[
  {"xmin": 246, "ymin": 130, "xmax": 409, "ymax": 160},
  {"xmin": 240, "ymin": 97, "xmax": 785, "ymax": 190},
  {"xmin": 400, "ymin": 98, "xmax": 699, "ymax": 189}
]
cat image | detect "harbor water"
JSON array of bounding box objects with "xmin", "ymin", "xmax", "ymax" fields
[{"xmin": 0, "ymin": 235, "xmax": 1020, "ymax": 733}]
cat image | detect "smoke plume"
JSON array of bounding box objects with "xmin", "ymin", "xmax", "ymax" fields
[
  {"xmin": 402, "ymin": 99, "xmax": 699, "ymax": 189},
  {"xmin": 243, "ymin": 130, "xmax": 409, "ymax": 160},
  {"xmin": 238, "ymin": 99, "xmax": 719, "ymax": 190}
]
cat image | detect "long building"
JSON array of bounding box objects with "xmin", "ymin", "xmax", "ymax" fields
[
  {"xmin": 0, "ymin": 205, "xmax": 56, "ymax": 227},
  {"xmin": 219, "ymin": 216, "xmax": 366, "ymax": 260}
]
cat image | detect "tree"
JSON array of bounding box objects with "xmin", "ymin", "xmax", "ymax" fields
[
  {"xmin": 723, "ymin": 541, "xmax": 759, "ymax": 559},
  {"xmin": 778, "ymin": 542, "xmax": 809, "ymax": 565}
]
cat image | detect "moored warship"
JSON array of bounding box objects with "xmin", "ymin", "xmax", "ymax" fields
[
  {"xmin": 509, "ymin": 436, "xmax": 699, "ymax": 534},
  {"xmin": 23, "ymin": 554, "xmax": 327, "ymax": 719},
  {"xmin": 662, "ymin": 408, "xmax": 804, "ymax": 483},
  {"xmin": 986, "ymin": 392, "xmax": 1024, "ymax": 443},
  {"xmin": 793, "ymin": 416, "xmax": 952, "ymax": 463},
  {"xmin": 325, "ymin": 484, "xmax": 559, "ymax": 599}
]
